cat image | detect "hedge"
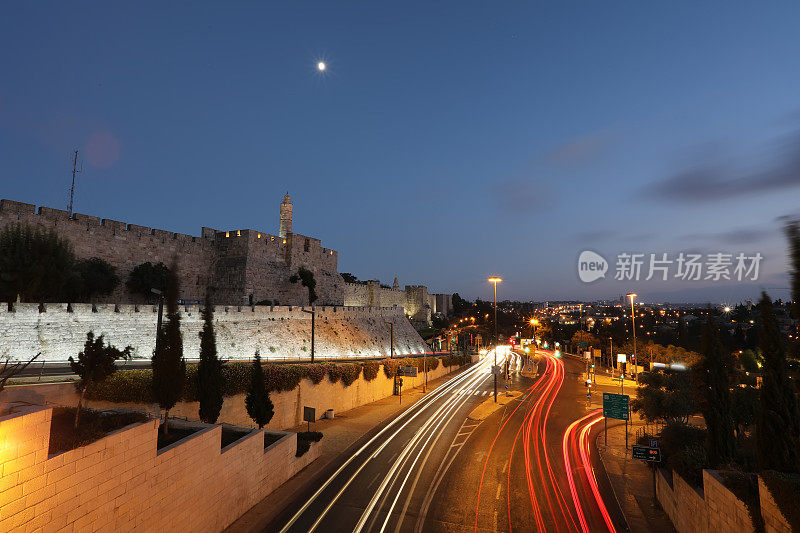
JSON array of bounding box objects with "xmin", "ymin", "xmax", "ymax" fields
[
  {"xmin": 84, "ymin": 354, "xmax": 468, "ymax": 404},
  {"xmin": 362, "ymin": 361, "xmax": 380, "ymax": 381},
  {"xmin": 339, "ymin": 363, "xmax": 362, "ymax": 386}
]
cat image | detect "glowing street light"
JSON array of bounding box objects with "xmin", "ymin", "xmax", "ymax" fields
[
  {"xmin": 488, "ymin": 276, "xmax": 502, "ymax": 403},
  {"xmin": 317, "ymin": 61, "xmax": 327, "ymax": 72},
  {"xmin": 627, "ymin": 293, "xmax": 638, "ymax": 383}
]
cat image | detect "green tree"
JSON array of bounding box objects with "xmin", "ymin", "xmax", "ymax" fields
[
  {"xmin": 739, "ymin": 349, "xmax": 762, "ymax": 373},
  {"xmin": 0, "ymin": 224, "xmax": 77, "ymax": 302},
  {"xmin": 290, "ymin": 267, "xmax": 317, "ymax": 304},
  {"xmin": 197, "ymin": 295, "xmax": 224, "ymax": 424},
  {"xmin": 340, "ymin": 272, "xmax": 359, "ymax": 284},
  {"xmin": 452, "ymin": 293, "xmax": 470, "ymax": 314},
  {"xmin": 126, "ymin": 262, "xmax": 170, "ymax": 303},
  {"xmin": 69, "ymin": 332, "xmax": 131, "ymax": 428},
  {"xmin": 632, "ymin": 368, "xmax": 695, "ymax": 425},
  {"xmin": 755, "ymin": 292, "xmax": 800, "ymax": 472},
  {"xmin": 245, "ymin": 352, "xmax": 274, "ymax": 428},
  {"xmin": 786, "ymin": 221, "xmax": 800, "ymax": 359},
  {"xmin": 151, "ymin": 268, "xmax": 185, "ymax": 435},
  {"xmin": 74, "ymin": 257, "xmax": 119, "ymax": 301},
  {"xmin": 697, "ymin": 318, "xmax": 737, "ymax": 468}
]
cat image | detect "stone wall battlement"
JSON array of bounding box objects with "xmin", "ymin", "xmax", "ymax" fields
[
  {"xmin": 0, "ymin": 199, "xmax": 211, "ymax": 250},
  {"xmin": 0, "ymin": 198, "xmax": 342, "ymax": 306}
]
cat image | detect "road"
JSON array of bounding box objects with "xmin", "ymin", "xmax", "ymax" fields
[{"xmin": 270, "ymin": 348, "xmax": 627, "ymax": 533}]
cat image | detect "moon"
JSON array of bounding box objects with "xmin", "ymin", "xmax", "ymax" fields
[{"xmin": 317, "ymin": 61, "xmax": 326, "ymax": 72}]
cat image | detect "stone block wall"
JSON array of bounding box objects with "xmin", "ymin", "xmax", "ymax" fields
[
  {"xmin": 0, "ymin": 405, "xmax": 319, "ymax": 532},
  {"xmin": 2, "ymin": 356, "xmax": 468, "ymax": 431},
  {"xmin": 758, "ymin": 476, "xmax": 792, "ymax": 533},
  {"xmin": 0, "ymin": 199, "xmax": 342, "ymax": 307},
  {"xmin": 655, "ymin": 468, "xmax": 791, "ymax": 533},
  {"xmin": 0, "ymin": 303, "xmax": 429, "ymax": 362}
]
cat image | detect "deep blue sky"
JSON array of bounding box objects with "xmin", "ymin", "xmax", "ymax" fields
[{"xmin": 2, "ymin": 2, "xmax": 800, "ymax": 303}]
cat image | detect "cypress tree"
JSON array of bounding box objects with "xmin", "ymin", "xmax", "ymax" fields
[
  {"xmin": 698, "ymin": 317, "xmax": 737, "ymax": 468},
  {"xmin": 786, "ymin": 221, "xmax": 800, "ymax": 359},
  {"xmin": 245, "ymin": 352, "xmax": 274, "ymax": 429},
  {"xmin": 755, "ymin": 292, "xmax": 800, "ymax": 473},
  {"xmin": 197, "ymin": 294, "xmax": 224, "ymax": 424},
  {"xmin": 152, "ymin": 267, "xmax": 186, "ymax": 435}
]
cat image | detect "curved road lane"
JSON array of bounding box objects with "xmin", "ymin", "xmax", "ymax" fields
[{"xmin": 269, "ymin": 349, "xmax": 626, "ymax": 533}]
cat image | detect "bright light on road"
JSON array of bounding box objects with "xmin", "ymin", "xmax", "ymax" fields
[{"xmin": 317, "ymin": 61, "xmax": 327, "ymax": 71}]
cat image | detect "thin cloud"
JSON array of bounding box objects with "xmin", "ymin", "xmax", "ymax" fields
[
  {"xmin": 493, "ymin": 179, "xmax": 550, "ymax": 212},
  {"xmin": 644, "ymin": 131, "xmax": 800, "ymax": 202},
  {"xmin": 682, "ymin": 227, "xmax": 775, "ymax": 245},
  {"xmin": 542, "ymin": 131, "xmax": 613, "ymax": 167}
]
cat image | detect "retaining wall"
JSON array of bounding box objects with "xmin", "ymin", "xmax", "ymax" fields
[
  {"xmin": 2, "ymin": 358, "xmax": 470, "ymax": 430},
  {"xmin": 655, "ymin": 468, "xmax": 792, "ymax": 533},
  {"xmin": 0, "ymin": 405, "xmax": 319, "ymax": 532}
]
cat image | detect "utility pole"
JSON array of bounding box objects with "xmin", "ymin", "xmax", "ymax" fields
[
  {"xmin": 68, "ymin": 150, "xmax": 82, "ymax": 217},
  {"xmin": 386, "ymin": 320, "xmax": 397, "ymax": 395},
  {"xmin": 302, "ymin": 308, "xmax": 315, "ymax": 362}
]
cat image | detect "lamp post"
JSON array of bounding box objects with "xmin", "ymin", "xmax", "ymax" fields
[
  {"xmin": 301, "ymin": 308, "xmax": 315, "ymax": 363},
  {"xmin": 488, "ymin": 277, "xmax": 502, "ymax": 403},
  {"xmin": 529, "ymin": 318, "xmax": 538, "ymax": 366},
  {"xmin": 627, "ymin": 293, "xmax": 638, "ymax": 383},
  {"xmin": 385, "ymin": 320, "xmax": 398, "ymax": 395}
]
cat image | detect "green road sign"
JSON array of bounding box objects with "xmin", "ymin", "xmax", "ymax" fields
[
  {"xmin": 578, "ymin": 342, "xmax": 588, "ymax": 348},
  {"xmin": 632, "ymin": 445, "xmax": 661, "ymax": 462},
  {"xmin": 602, "ymin": 392, "xmax": 630, "ymax": 420}
]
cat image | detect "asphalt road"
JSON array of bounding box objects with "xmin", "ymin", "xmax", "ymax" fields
[{"xmin": 270, "ymin": 349, "xmax": 627, "ymax": 533}]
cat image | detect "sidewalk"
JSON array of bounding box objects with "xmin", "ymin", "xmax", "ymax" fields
[
  {"xmin": 596, "ymin": 413, "xmax": 675, "ymax": 533},
  {"xmin": 225, "ymin": 370, "xmax": 463, "ymax": 532}
]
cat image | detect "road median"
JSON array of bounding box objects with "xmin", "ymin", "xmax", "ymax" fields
[{"xmin": 468, "ymin": 390, "xmax": 522, "ymax": 421}]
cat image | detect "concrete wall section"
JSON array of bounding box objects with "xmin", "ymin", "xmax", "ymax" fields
[
  {"xmin": 1, "ymin": 357, "xmax": 468, "ymax": 431},
  {"xmin": 655, "ymin": 468, "xmax": 791, "ymax": 533},
  {"xmin": 0, "ymin": 405, "xmax": 319, "ymax": 532},
  {"xmin": 0, "ymin": 303, "xmax": 429, "ymax": 362}
]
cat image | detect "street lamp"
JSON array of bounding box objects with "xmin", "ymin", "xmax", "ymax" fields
[
  {"xmin": 488, "ymin": 277, "xmax": 502, "ymax": 403},
  {"xmin": 488, "ymin": 277, "xmax": 502, "ymax": 344},
  {"xmin": 301, "ymin": 307, "xmax": 315, "ymax": 363},
  {"xmin": 627, "ymin": 293, "xmax": 637, "ymax": 383}
]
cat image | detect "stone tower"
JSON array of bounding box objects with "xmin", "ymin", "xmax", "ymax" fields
[{"xmin": 279, "ymin": 193, "xmax": 293, "ymax": 238}]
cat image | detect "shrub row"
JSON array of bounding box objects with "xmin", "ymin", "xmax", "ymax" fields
[{"xmin": 85, "ymin": 354, "xmax": 469, "ymax": 404}]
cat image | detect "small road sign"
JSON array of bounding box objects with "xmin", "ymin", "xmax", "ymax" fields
[
  {"xmin": 632, "ymin": 445, "xmax": 661, "ymax": 462},
  {"xmin": 303, "ymin": 406, "xmax": 315, "ymax": 423},
  {"xmin": 401, "ymin": 365, "xmax": 418, "ymax": 377},
  {"xmin": 602, "ymin": 392, "xmax": 630, "ymax": 420}
]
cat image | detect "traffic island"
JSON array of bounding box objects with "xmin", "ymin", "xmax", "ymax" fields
[{"xmin": 467, "ymin": 390, "xmax": 522, "ymax": 421}]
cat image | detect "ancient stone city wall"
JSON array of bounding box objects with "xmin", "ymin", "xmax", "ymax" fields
[
  {"xmin": 0, "ymin": 303, "xmax": 429, "ymax": 362},
  {"xmin": 0, "ymin": 199, "xmax": 343, "ymax": 306}
]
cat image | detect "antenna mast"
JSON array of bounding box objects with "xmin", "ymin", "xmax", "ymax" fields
[{"xmin": 68, "ymin": 150, "xmax": 82, "ymax": 217}]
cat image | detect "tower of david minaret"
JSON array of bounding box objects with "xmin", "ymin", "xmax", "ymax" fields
[{"xmin": 279, "ymin": 192, "xmax": 293, "ymax": 238}]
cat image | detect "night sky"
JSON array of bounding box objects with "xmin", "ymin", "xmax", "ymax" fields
[{"xmin": 2, "ymin": 2, "xmax": 800, "ymax": 304}]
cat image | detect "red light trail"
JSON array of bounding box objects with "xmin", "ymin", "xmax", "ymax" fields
[{"xmin": 474, "ymin": 349, "xmax": 617, "ymax": 533}]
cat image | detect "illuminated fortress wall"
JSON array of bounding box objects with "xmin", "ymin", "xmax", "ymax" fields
[
  {"xmin": 0, "ymin": 303, "xmax": 429, "ymax": 362},
  {"xmin": 0, "ymin": 198, "xmax": 343, "ymax": 307}
]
